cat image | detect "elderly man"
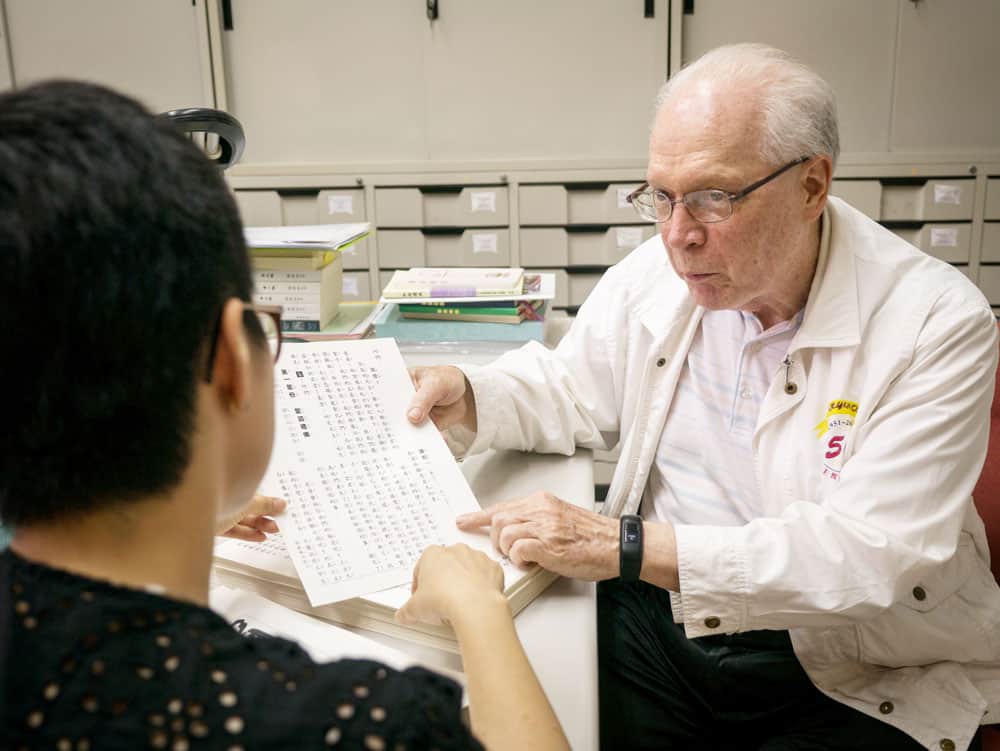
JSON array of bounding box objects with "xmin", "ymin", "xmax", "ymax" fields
[{"xmin": 408, "ymin": 44, "xmax": 999, "ymax": 750}]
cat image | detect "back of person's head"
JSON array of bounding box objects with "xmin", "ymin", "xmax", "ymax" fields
[
  {"xmin": 0, "ymin": 80, "xmax": 252, "ymax": 526},
  {"xmin": 654, "ymin": 43, "xmax": 840, "ymax": 168}
]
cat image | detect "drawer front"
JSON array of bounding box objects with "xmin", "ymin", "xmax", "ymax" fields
[
  {"xmin": 521, "ymin": 228, "xmax": 569, "ymax": 266},
  {"xmin": 891, "ymin": 223, "xmax": 972, "ymax": 264},
  {"xmin": 982, "ymin": 223, "xmax": 1000, "ymax": 263},
  {"xmin": 425, "ymin": 230, "xmax": 511, "ymax": 267},
  {"xmin": 234, "ymin": 189, "xmax": 283, "ymax": 226},
  {"xmin": 986, "ymin": 179, "xmax": 1000, "ymax": 221},
  {"xmin": 340, "ymin": 271, "xmax": 372, "ymax": 301},
  {"xmin": 567, "ymin": 226, "xmax": 655, "ymax": 266},
  {"xmin": 338, "ymin": 238, "xmax": 371, "ymax": 270},
  {"xmin": 525, "ymin": 268, "xmax": 569, "ymax": 308},
  {"xmin": 317, "ymin": 189, "xmax": 365, "ymax": 222},
  {"xmin": 567, "ymin": 183, "xmax": 645, "ymax": 225},
  {"xmin": 375, "ymin": 187, "xmax": 509, "ymax": 227},
  {"xmin": 830, "ymin": 179, "xmax": 881, "ymax": 220},
  {"xmin": 520, "ymin": 185, "xmax": 569, "ymax": 225},
  {"xmin": 568, "ymin": 272, "xmax": 604, "ymax": 306},
  {"xmin": 977, "ymin": 265, "xmax": 1000, "ymax": 305},
  {"xmin": 377, "ymin": 229, "xmax": 425, "ymax": 268},
  {"xmin": 880, "ymin": 179, "xmax": 975, "ymax": 221}
]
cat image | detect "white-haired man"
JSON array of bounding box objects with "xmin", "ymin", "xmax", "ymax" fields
[{"xmin": 408, "ymin": 44, "xmax": 999, "ymax": 750}]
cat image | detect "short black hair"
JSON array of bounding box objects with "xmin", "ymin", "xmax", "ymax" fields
[{"xmin": 0, "ymin": 80, "xmax": 253, "ymax": 526}]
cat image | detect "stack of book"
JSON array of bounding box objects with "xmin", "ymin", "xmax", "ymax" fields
[
  {"xmin": 376, "ymin": 267, "xmax": 554, "ymax": 343},
  {"xmin": 247, "ymin": 223, "xmax": 370, "ymax": 333}
]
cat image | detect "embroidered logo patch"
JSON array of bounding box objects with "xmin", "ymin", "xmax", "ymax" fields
[{"xmin": 814, "ymin": 399, "xmax": 858, "ymax": 480}]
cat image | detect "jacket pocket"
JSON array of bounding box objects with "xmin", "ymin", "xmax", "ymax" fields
[{"xmin": 857, "ymin": 537, "xmax": 1000, "ymax": 668}]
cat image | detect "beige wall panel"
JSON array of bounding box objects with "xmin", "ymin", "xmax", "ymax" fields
[
  {"xmin": 681, "ymin": 0, "xmax": 897, "ymax": 154},
  {"xmin": 218, "ymin": 0, "xmax": 426, "ymax": 166},
  {"xmin": 981, "ymin": 223, "xmax": 1000, "ymax": 264},
  {"xmin": 423, "ymin": 0, "xmax": 668, "ymax": 161},
  {"xmin": 986, "ymin": 180, "xmax": 1000, "ymax": 221},
  {"xmin": 4, "ymin": 0, "xmax": 210, "ymax": 111},
  {"xmin": 891, "ymin": 0, "xmax": 1000, "ymax": 152},
  {"xmin": 880, "ymin": 179, "xmax": 975, "ymax": 221}
]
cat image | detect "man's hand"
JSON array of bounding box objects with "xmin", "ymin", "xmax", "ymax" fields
[
  {"xmin": 407, "ymin": 365, "xmax": 478, "ymax": 433},
  {"xmin": 215, "ymin": 494, "xmax": 287, "ymax": 542},
  {"xmin": 396, "ymin": 543, "xmax": 506, "ymax": 627},
  {"xmin": 457, "ymin": 492, "xmax": 620, "ymax": 581}
]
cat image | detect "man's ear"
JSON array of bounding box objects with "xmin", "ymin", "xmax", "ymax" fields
[
  {"xmin": 801, "ymin": 155, "xmax": 833, "ymax": 221},
  {"xmin": 210, "ymin": 298, "xmax": 253, "ymax": 413}
]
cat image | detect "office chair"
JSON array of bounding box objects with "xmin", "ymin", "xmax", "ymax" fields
[{"xmin": 160, "ymin": 107, "xmax": 245, "ymax": 170}]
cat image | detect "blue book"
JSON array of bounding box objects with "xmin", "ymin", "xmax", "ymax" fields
[{"xmin": 373, "ymin": 303, "xmax": 544, "ymax": 343}]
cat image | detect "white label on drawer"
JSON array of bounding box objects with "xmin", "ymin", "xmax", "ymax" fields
[
  {"xmin": 617, "ymin": 187, "xmax": 633, "ymax": 209},
  {"xmin": 470, "ymin": 191, "xmax": 497, "ymax": 213},
  {"xmin": 327, "ymin": 195, "xmax": 354, "ymax": 215},
  {"xmin": 616, "ymin": 227, "xmax": 645, "ymax": 250},
  {"xmin": 933, "ymin": 184, "xmax": 962, "ymax": 205},
  {"xmin": 472, "ymin": 233, "xmax": 498, "ymax": 253},
  {"xmin": 342, "ymin": 276, "xmax": 360, "ymax": 296},
  {"xmin": 930, "ymin": 227, "xmax": 959, "ymax": 247}
]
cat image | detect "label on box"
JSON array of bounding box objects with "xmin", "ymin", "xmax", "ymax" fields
[
  {"xmin": 327, "ymin": 195, "xmax": 354, "ymax": 215},
  {"xmin": 617, "ymin": 187, "xmax": 634, "ymax": 209},
  {"xmin": 616, "ymin": 227, "xmax": 645, "ymax": 250},
  {"xmin": 470, "ymin": 191, "xmax": 497, "ymax": 213},
  {"xmin": 472, "ymin": 233, "xmax": 498, "ymax": 253},
  {"xmin": 933, "ymin": 184, "xmax": 962, "ymax": 205},
  {"xmin": 930, "ymin": 227, "xmax": 959, "ymax": 247},
  {"xmin": 342, "ymin": 276, "xmax": 360, "ymax": 297}
]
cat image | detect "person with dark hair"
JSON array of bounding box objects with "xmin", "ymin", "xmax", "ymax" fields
[{"xmin": 0, "ymin": 80, "xmax": 568, "ymax": 750}]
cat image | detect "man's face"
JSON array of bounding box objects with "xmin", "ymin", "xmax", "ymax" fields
[{"xmin": 647, "ymin": 82, "xmax": 814, "ymax": 325}]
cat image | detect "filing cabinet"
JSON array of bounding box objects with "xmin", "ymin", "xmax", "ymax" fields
[
  {"xmin": 519, "ymin": 183, "xmax": 646, "ymax": 225},
  {"xmin": 375, "ymin": 187, "xmax": 509, "ymax": 228},
  {"xmin": 377, "ymin": 229, "xmax": 511, "ymax": 269},
  {"xmin": 880, "ymin": 179, "xmax": 975, "ymax": 222},
  {"xmin": 830, "ymin": 179, "xmax": 881, "ymax": 220},
  {"xmin": 890, "ymin": 224, "xmax": 972, "ymax": 265}
]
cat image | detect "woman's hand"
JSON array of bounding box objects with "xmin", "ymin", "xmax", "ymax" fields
[
  {"xmin": 215, "ymin": 494, "xmax": 287, "ymax": 542},
  {"xmin": 396, "ymin": 544, "xmax": 506, "ymax": 626}
]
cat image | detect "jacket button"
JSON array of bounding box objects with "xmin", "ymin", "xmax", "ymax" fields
[
  {"xmin": 878, "ymin": 701, "xmax": 894, "ymax": 714},
  {"xmin": 939, "ymin": 740, "xmax": 955, "ymax": 751},
  {"xmin": 704, "ymin": 616, "xmax": 721, "ymax": 629},
  {"xmin": 656, "ymin": 357, "xmax": 666, "ymax": 367},
  {"xmin": 784, "ymin": 382, "xmax": 798, "ymax": 395},
  {"xmin": 912, "ymin": 586, "xmax": 927, "ymax": 601}
]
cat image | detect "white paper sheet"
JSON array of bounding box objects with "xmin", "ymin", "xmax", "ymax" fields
[{"xmin": 261, "ymin": 339, "xmax": 485, "ymax": 606}]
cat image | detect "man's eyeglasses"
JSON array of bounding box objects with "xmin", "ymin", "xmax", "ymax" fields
[
  {"xmin": 203, "ymin": 303, "xmax": 283, "ymax": 383},
  {"xmin": 626, "ymin": 156, "xmax": 810, "ymax": 224}
]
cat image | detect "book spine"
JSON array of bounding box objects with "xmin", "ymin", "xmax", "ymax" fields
[
  {"xmin": 397, "ymin": 305, "xmax": 521, "ymax": 316},
  {"xmin": 280, "ymin": 319, "xmax": 322, "ymax": 332},
  {"xmin": 256, "ymin": 280, "xmax": 321, "ymax": 295},
  {"xmin": 254, "ymin": 269, "xmax": 325, "ymax": 283},
  {"xmin": 254, "ymin": 292, "xmax": 323, "ymax": 306}
]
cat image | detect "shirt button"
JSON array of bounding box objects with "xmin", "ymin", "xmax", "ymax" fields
[
  {"xmin": 878, "ymin": 701, "xmax": 894, "ymax": 714},
  {"xmin": 704, "ymin": 616, "xmax": 721, "ymax": 629},
  {"xmin": 939, "ymin": 740, "xmax": 956, "ymax": 751},
  {"xmin": 656, "ymin": 357, "xmax": 666, "ymax": 367},
  {"xmin": 740, "ymin": 388, "xmax": 753, "ymax": 400},
  {"xmin": 784, "ymin": 382, "xmax": 798, "ymax": 395},
  {"xmin": 912, "ymin": 586, "xmax": 927, "ymax": 601}
]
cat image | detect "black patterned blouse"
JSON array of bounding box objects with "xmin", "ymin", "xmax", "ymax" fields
[{"xmin": 0, "ymin": 549, "xmax": 484, "ymax": 751}]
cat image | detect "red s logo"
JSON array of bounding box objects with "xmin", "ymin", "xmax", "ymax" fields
[{"xmin": 825, "ymin": 435, "xmax": 844, "ymax": 459}]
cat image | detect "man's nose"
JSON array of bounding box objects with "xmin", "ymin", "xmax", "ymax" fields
[{"xmin": 663, "ymin": 202, "xmax": 706, "ymax": 250}]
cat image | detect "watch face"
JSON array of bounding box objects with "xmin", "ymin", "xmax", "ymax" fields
[{"xmin": 624, "ymin": 526, "xmax": 639, "ymax": 544}]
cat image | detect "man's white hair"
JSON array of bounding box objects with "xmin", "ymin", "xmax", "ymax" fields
[{"xmin": 655, "ymin": 43, "xmax": 840, "ymax": 168}]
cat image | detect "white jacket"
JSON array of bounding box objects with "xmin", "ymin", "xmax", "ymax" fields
[{"xmin": 460, "ymin": 197, "xmax": 1000, "ymax": 749}]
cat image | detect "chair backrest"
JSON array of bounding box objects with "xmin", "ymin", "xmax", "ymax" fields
[
  {"xmin": 159, "ymin": 108, "xmax": 245, "ymax": 171},
  {"xmin": 972, "ymin": 321, "xmax": 1000, "ymax": 582}
]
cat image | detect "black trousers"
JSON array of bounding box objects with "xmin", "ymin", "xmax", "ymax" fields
[{"xmin": 598, "ymin": 579, "xmax": 983, "ymax": 751}]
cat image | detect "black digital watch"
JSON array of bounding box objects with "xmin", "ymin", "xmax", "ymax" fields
[{"xmin": 619, "ymin": 514, "xmax": 643, "ymax": 582}]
